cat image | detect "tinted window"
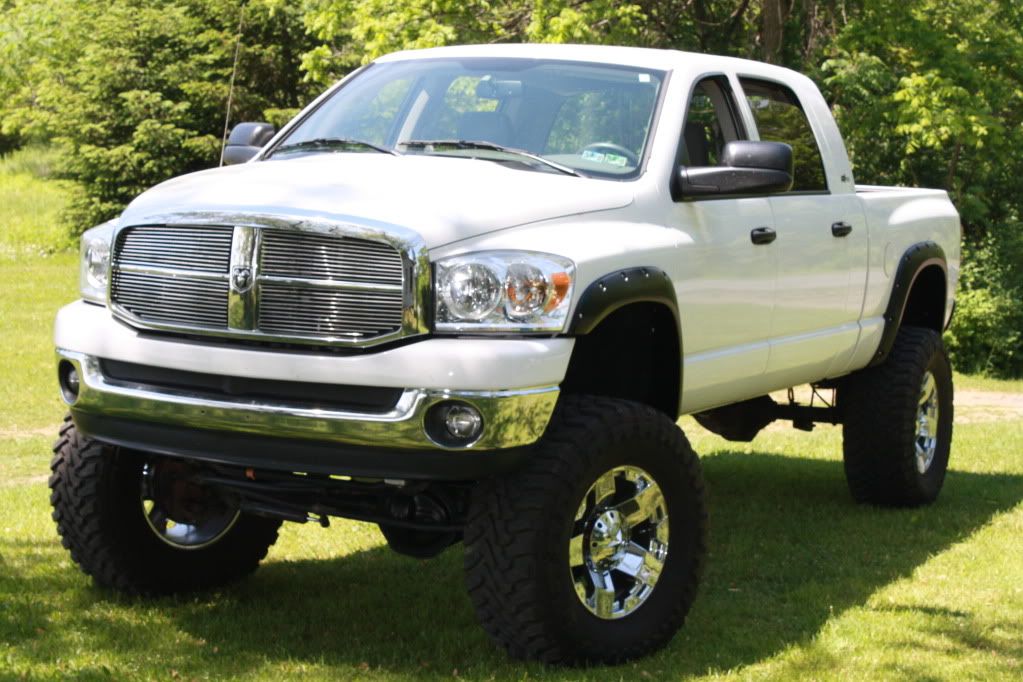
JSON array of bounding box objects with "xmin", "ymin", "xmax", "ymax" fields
[
  {"xmin": 681, "ymin": 79, "xmax": 741, "ymax": 167},
  {"xmin": 740, "ymin": 79, "xmax": 827, "ymax": 191}
]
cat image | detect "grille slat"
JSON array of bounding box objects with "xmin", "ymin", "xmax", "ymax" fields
[{"xmin": 110, "ymin": 224, "xmax": 408, "ymax": 345}]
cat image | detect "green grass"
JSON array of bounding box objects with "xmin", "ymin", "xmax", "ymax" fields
[
  {"xmin": 953, "ymin": 372, "xmax": 1023, "ymax": 394},
  {"xmin": 0, "ymin": 173, "xmax": 1021, "ymax": 678},
  {"xmin": 0, "ymin": 146, "xmax": 75, "ymax": 258}
]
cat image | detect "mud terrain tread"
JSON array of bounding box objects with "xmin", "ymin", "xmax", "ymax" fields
[
  {"xmin": 841, "ymin": 326, "xmax": 954, "ymax": 506},
  {"xmin": 464, "ymin": 396, "xmax": 707, "ymax": 664},
  {"xmin": 50, "ymin": 414, "xmax": 280, "ymax": 594}
]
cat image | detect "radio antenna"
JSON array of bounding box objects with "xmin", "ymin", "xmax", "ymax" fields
[{"xmin": 219, "ymin": 8, "xmax": 246, "ymax": 167}]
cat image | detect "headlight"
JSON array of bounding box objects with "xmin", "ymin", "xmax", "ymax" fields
[
  {"xmin": 79, "ymin": 220, "xmax": 115, "ymax": 304},
  {"xmin": 435, "ymin": 251, "xmax": 575, "ymax": 332}
]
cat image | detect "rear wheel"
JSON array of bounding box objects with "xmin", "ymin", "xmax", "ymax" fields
[
  {"xmin": 464, "ymin": 396, "xmax": 707, "ymax": 664},
  {"xmin": 49, "ymin": 415, "xmax": 281, "ymax": 594},
  {"xmin": 841, "ymin": 326, "xmax": 954, "ymax": 506}
]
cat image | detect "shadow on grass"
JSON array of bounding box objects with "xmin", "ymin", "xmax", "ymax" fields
[{"xmin": 4, "ymin": 452, "xmax": 1022, "ymax": 679}]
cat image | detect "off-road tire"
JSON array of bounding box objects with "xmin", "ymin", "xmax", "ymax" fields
[
  {"xmin": 463, "ymin": 395, "xmax": 707, "ymax": 665},
  {"xmin": 49, "ymin": 414, "xmax": 281, "ymax": 594},
  {"xmin": 841, "ymin": 326, "xmax": 954, "ymax": 506}
]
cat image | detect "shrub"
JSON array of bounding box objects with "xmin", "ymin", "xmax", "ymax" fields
[{"xmin": 945, "ymin": 229, "xmax": 1023, "ymax": 377}]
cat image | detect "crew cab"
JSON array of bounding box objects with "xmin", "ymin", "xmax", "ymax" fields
[{"xmin": 50, "ymin": 44, "xmax": 960, "ymax": 664}]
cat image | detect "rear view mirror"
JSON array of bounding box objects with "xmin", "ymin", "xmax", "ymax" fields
[
  {"xmin": 677, "ymin": 141, "xmax": 793, "ymax": 198},
  {"xmin": 222, "ymin": 122, "xmax": 276, "ymax": 166}
]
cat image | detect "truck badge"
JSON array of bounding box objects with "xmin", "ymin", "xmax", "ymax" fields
[{"xmin": 231, "ymin": 265, "xmax": 253, "ymax": 293}]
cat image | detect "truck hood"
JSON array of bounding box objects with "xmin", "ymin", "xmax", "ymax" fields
[{"xmin": 120, "ymin": 154, "xmax": 635, "ymax": 248}]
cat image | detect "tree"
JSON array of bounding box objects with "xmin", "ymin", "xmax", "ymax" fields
[{"xmin": 1, "ymin": 0, "xmax": 316, "ymax": 229}]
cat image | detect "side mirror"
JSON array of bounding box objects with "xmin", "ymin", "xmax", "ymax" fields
[
  {"xmin": 222, "ymin": 122, "xmax": 276, "ymax": 166},
  {"xmin": 677, "ymin": 141, "xmax": 793, "ymax": 198}
]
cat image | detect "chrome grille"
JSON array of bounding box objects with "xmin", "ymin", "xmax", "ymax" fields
[
  {"xmin": 115, "ymin": 225, "xmax": 234, "ymax": 273},
  {"xmin": 111, "ymin": 271, "xmax": 229, "ymax": 327},
  {"xmin": 259, "ymin": 283, "xmax": 405, "ymax": 338},
  {"xmin": 109, "ymin": 223, "xmax": 410, "ymax": 346},
  {"xmin": 261, "ymin": 231, "xmax": 403, "ymax": 284}
]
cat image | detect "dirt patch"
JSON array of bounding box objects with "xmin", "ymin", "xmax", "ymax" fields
[
  {"xmin": 0, "ymin": 426, "xmax": 55, "ymax": 439},
  {"xmin": 0, "ymin": 474, "xmax": 48, "ymax": 489},
  {"xmin": 953, "ymin": 390, "xmax": 1023, "ymax": 424},
  {"xmin": 764, "ymin": 387, "xmax": 1023, "ymax": 426}
]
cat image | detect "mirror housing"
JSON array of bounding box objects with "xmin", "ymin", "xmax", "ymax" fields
[
  {"xmin": 677, "ymin": 141, "xmax": 793, "ymax": 198},
  {"xmin": 222, "ymin": 122, "xmax": 276, "ymax": 166}
]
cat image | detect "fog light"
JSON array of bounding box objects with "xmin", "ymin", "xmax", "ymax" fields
[
  {"xmin": 58, "ymin": 360, "xmax": 80, "ymax": 404},
  {"xmin": 425, "ymin": 401, "xmax": 484, "ymax": 447},
  {"xmin": 445, "ymin": 404, "xmax": 483, "ymax": 440}
]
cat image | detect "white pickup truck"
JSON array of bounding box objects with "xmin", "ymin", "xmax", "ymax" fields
[{"xmin": 51, "ymin": 44, "xmax": 960, "ymax": 664}]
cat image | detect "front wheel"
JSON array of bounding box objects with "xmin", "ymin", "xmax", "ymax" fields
[
  {"xmin": 463, "ymin": 396, "xmax": 707, "ymax": 664},
  {"xmin": 49, "ymin": 415, "xmax": 281, "ymax": 594}
]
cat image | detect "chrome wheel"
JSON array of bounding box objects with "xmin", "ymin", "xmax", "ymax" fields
[
  {"xmin": 568, "ymin": 465, "xmax": 669, "ymax": 620},
  {"xmin": 915, "ymin": 371, "xmax": 940, "ymax": 474},
  {"xmin": 141, "ymin": 460, "xmax": 239, "ymax": 550}
]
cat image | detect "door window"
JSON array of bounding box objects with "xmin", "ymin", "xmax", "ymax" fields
[
  {"xmin": 739, "ymin": 78, "xmax": 827, "ymax": 192},
  {"xmin": 681, "ymin": 78, "xmax": 743, "ymax": 167}
]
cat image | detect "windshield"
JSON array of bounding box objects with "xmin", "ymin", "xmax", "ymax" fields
[{"xmin": 273, "ymin": 57, "xmax": 666, "ymax": 179}]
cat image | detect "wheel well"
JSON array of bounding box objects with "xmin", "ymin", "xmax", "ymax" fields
[
  {"xmin": 901, "ymin": 264, "xmax": 946, "ymax": 332},
  {"xmin": 561, "ymin": 302, "xmax": 680, "ymax": 418}
]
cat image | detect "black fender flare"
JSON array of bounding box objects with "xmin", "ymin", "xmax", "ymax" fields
[
  {"xmin": 567, "ymin": 266, "xmax": 680, "ymax": 336},
  {"xmin": 870, "ymin": 241, "xmax": 948, "ymax": 366},
  {"xmin": 565, "ymin": 266, "xmax": 683, "ymax": 416}
]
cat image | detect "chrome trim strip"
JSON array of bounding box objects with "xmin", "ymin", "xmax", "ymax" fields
[
  {"xmin": 257, "ymin": 274, "xmax": 403, "ymax": 292},
  {"xmin": 58, "ymin": 350, "xmax": 558, "ymax": 451},
  {"xmin": 107, "ymin": 212, "xmax": 429, "ymax": 349},
  {"xmin": 115, "ymin": 263, "xmax": 229, "ymax": 281}
]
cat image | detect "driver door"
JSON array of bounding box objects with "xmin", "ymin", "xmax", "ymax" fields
[{"xmin": 667, "ymin": 77, "xmax": 779, "ymax": 413}]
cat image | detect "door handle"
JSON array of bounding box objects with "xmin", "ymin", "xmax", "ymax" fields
[
  {"xmin": 831, "ymin": 221, "xmax": 853, "ymax": 237},
  {"xmin": 750, "ymin": 226, "xmax": 776, "ymax": 245}
]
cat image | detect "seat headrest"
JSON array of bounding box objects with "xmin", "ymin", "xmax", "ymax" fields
[{"xmin": 683, "ymin": 121, "xmax": 711, "ymax": 167}]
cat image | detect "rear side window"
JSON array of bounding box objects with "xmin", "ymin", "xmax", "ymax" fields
[{"xmin": 739, "ymin": 78, "xmax": 827, "ymax": 192}]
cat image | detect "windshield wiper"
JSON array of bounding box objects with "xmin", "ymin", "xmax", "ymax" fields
[
  {"xmin": 270, "ymin": 137, "xmax": 399, "ymax": 157},
  {"xmin": 399, "ymin": 139, "xmax": 583, "ymax": 177}
]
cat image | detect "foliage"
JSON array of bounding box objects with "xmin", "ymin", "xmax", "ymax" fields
[
  {"xmin": 0, "ymin": 0, "xmax": 316, "ymax": 230},
  {"xmin": 946, "ymin": 228, "xmax": 1023, "ymax": 377},
  {"xmin": 822, "ymin": 0, "xmax": 1023, "ymax": 375}
]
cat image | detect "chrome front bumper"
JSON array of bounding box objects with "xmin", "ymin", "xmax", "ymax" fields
[{"xmin": 57, "ymin": 350, "xmax": 560, "ymax": 453}]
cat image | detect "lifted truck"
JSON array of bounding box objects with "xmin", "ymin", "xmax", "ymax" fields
[{"xmin": 51, "ymin": 44, "xmax": 960, "ymax": 664}]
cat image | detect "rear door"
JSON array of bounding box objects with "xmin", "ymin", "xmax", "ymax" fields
[{"xmin": 737, "ymin": 77, "xmax": 867, "ymax": 384}]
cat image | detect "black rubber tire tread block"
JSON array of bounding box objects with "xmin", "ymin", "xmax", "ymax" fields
[
  {"xmin": 841, "ymin": 326, "xmax": 954, "ymax": 507},
  {"xmin": 49, "ymin": 414, "xmax": 282, "ymax": 595},
  {"xmin": 463, "ymin": 395, "xmax": 708, "ymax": 664}
]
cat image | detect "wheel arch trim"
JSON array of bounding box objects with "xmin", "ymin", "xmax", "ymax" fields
[
  {"xmin": 870, "ymin": 241, "xmax": 947, "ymax": 367},
  {"xmin": 564, "ymin": 266, "xmax": 683, "ymax": 416}
]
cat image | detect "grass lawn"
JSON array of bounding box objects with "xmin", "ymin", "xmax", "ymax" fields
[{"xmin": 1, "ymin": 162, "xmax": 1021, "ymax": 679}]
